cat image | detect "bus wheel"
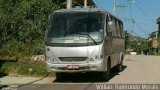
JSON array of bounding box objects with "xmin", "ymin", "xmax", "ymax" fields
[
  {"xmin": 116, "ymin": 58, "xmax": 123, "ymax": 72},
  {"xmin": 56, "ymin": 72, "xmax": 65, "ymax": 80},
  {"xmin": 101, "ymin": 61, "xmax": 110, "ymax": 81}
]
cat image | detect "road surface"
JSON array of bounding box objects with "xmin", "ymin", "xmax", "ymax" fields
[{"xmin": 7, "ymin": 55, "xmax": 160, "ymax": 90}]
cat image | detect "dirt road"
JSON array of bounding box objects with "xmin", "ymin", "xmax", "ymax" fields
[{"xmin": 4, "ymin": 55, "xmax": 160, "ymax": 90}]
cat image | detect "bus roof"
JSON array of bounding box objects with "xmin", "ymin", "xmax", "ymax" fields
[{"xmin": 53, "ymin": 8, "xmax": 122, "ymax": 22}]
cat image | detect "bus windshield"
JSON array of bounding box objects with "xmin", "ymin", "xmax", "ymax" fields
[{"xmin": 46, "ymin": 12, "xmax": 105, "ymax": 46}]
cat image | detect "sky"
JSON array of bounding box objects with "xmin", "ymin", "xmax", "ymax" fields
[{"xmin": 93, "ymin": 0, "xmax": 160, "ymax": 38}]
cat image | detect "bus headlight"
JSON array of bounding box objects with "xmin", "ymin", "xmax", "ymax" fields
[
  {"xmin": 95, "ymin": 55, "xmax": 103, "ymax": 60},
  {"xmin": 90, "ymin": 58, "xmax": 95, "ymax": 62},
  {"xmin": 90, "ymin": 55, "xmax": 103, "ymax": 62},
  {"xmin": 46, "ymin": 56, "xmax": 55, "ymax": 63}
]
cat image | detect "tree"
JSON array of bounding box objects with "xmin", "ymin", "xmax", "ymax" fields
[
  {"xmin": 136, "ymin": 41, "xmax": 152, "ymax": 55},
  {"xmin": 0, "ymin": 0, "xmax": 59, "ymax": 59}
]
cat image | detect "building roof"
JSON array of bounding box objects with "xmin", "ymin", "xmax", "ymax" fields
[{"xmin": 157, "ymin": 17, "xmax": 160, "ymax": 24}]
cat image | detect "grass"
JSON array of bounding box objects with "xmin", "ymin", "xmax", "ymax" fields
[
  {"xmin": 0, "ymin": 48, "xmax": 55, "ymax": 77},
  {"xmin": 154, "ymin": 52, "xmax": 160, "ymax": 56},
  {"xmin": 0, "ymin": 61, "xmax": 55, "ymax": 77}
]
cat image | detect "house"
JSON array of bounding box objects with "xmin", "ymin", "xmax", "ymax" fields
[
  {"xmin": 157, "ymin": 17, "xmax": 160, "ymax": 52},
  {"xmin": 157, "ymin": 17, "xmax": 160, "ymax": 40}
]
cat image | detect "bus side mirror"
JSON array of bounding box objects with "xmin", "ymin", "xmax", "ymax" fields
[{"xmin": 108, "ymin": 21, "xmax": 112, "ymax": 26}]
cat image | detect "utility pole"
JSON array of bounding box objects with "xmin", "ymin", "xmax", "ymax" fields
[
  {"xmin": 67, "ymin": 0, "xmax": 88, "ymax": 9},
  {"xmin": 113, "ymin": 0, "xmax": 127, "ymax": 15},
  {"xmin": 156, "ymin": 31, "xmax": 158, "ymax": 39},
  {"xmin": 155, "ymin": 31, "xmax": 158, "ymax": 54},
  {"xmin": 67, "ymin": 0, "xmax": 73, "ymax": 9},
  {"xmin": 125, "ymin": 19, "xmax": 136, "ymax": 54},
  {"xmin": 113, "ymin": 0, "xmax": 116, "ymax": 15},
  {"xmin": 84, "ymin": 0, "xmax": 88, "ymax": 8},
  {"xmin": 125, "ymin": 19, "xmax": 135, "ymax": 36}
]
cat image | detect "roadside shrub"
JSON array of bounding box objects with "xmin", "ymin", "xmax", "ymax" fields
[
  {"xmin": 0, "ymin": 61, "xmax": 49, "ymax": 76},
  {"xmin": 0, "ymin": 49, "xmax": 10, "ymax": 57}
]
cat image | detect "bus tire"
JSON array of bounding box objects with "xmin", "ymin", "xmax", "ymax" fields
[
  {"xmin": 116, "ymin": 56, "xmax": 123, "ymax": 72},
  {"xmin": 101, "ymin": 61, "xmax": 110, "ymax": 81},
  {"xmin": 56, "ymin": 72, "xmax": 64, "ymax": 80}
]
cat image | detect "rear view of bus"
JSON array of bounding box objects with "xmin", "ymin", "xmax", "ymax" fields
[{"xmin": 45, "ymin": 8, "xmax": 124, "ymax": 81}]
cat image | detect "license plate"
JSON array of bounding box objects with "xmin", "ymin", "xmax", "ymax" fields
[{"xmin": 67, "ymin": 65, "xmax": 79, "ymax": 70}]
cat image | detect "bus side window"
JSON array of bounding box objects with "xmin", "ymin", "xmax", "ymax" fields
[
  {"xmin": 111, "ymin": 17, "xmax": 116, "ymax": 37},
  {"xmin": 106, "ymin": 15, "xmax": 112, "ymax": 36},
  {"xmin": 120, "ymin": 23, "xmax": 124, "ymax": 38},
  {"xmin": 106, "ymin": 15, "xmax": 108, "ymax": 33},
  {"xmin": 116, "ymin": 20, "xmax": 121, "ymax": 38}
]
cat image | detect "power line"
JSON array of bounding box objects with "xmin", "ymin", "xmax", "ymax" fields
[
  {"xmin": 125, "ymin": 19, "xmax": 149, "ymax": 36},
  {"xmin": 94, "ymin": 0, "xmax": 102, "ymax": 8},
  {"xmin": 134, "ymin": 2, "xmax": 154, "ymax": 21},
  {"xmin": 97, "ymin": 0, "xmax": 106, "ymax": 9},
  {"xmin": 135, "ymin": 22, "xmax": 149, "ymax": 36},
  {"xmin": 123, "ymin": 0, "xmax": 150, "ymax": 38},
  {"xmin": 136, "ymin": 1, "xmax": 160, "ymax": 16},
  {"xmin": 113, "ymin": 0, "xmax": 127, "ymax": 15},
  {"xmin": 116, "ymin": 0, "xmax": 129, "ymax": 16},
  {"xmin": 124, "ymin": 0, "xmax": 135, "ymax": 36},
  {"xmin": 124, "ymin": 18, "xmax": 135, "ymax": 33},
  {"xmin": 128, "ymin": 0, "xmax": 133, "ymax": 19}
]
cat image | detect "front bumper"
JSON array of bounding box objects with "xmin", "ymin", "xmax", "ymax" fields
[{"xmin": 46, "ymin": 60, "xmax": 106, "ymax": 73}]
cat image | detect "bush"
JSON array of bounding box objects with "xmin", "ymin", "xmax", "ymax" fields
[
  {"xmin": 0, "ymin": 0, "xmax": 59, "ymax": 58},
  {"xmin": 154, "ymin": 52, "xmax": 160, "ymax": 56},
  {"xmin": 0, "ymin": 61, "xmax": 50, "ymax": 77}
]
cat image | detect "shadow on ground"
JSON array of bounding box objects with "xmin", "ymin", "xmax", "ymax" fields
[
  {"xmin": 53, "ymin": 65, "xmax": 127, "ymax": 83},
  {"xmin": 0, "ymin": 60, "xmax": 8, "ymax": 78}
]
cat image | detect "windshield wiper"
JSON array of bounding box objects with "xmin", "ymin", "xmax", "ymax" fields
[{"xmin": 77, "ymin": 33, "xmax": 98, "ymax": 45}]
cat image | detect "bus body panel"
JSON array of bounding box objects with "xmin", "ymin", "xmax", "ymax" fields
[
  {"xmin": 45, "ymin": 8, "xmax": 125, "ymax": 73},
  {"xmin": 46, "ymin": 45, "xmax": 101, "ymax": 58},
  {"xmin": 45, "ymin": 43, "xmax": 109, "ymax": 72},
  {"xmin": 111, "ymin": 37, "xmax": 125, "ymax": 67}
]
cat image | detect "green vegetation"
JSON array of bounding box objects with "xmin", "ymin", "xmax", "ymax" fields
[
  {"xmin": 154, "ymin": 52, "xmax": 160, "ymax": 56},
  {"xmin": 125, "ymin": 31, "xmax": 154, "ymax": 55},
  {"xmin": 136, "ymin": 41, "xmax": 153, "ymax": 55},
  {"xmin": 0, "ymin": 0, "xmax": 59, "ymax": 76},
  {"xmin": 0, "ymin": 0, "xmax": 59, "ymax": 61},
  {"xmin": 0, "ymin": 61, "xmax": 55, "ymax": 77}
]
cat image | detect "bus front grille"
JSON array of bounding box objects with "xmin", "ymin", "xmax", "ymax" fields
[{"xmin": 58, "ymin": 57, "xmax": 87, "ymax": 62}]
